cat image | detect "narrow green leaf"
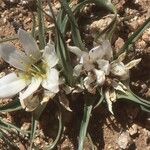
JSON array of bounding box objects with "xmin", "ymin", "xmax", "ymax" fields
[
  {"xmin": 121, "ymin": 17, "xmax": 150, "ymax": 52},
  {"xmin": 0, "ymin": 36, "xmax": 18, "ymax": 43},
  {"xmin": 93, "ymin": 0, "xmax": 117, "ymax": 14},
  {"xmin": 47, "ymin": 0, "xmax": 74, "ymax": 85},
  {"xmin": 29, "ymin": 116, "xmax": 38, "ymax": 150},
  {"xmin": 78, "ymin": 95, "xmax": 95, "ymax": 150},
  {"xmin": 0, "ymin": 117, "xmax": 28, "ymax": 134},
  {"xmin": 94, "ymin": 88, "xmax": 104, "ymax": 109},
  {"xmin": 0, "ymin": 99, "xmax": 22, "ymax": 112},
  {"xmin": 46, "ymin": 104, "xmax": 63, "ymax": 150},
  {"xmin": 117, "ymin": 91, "xmax": 150, "ymax": 109},
  {"xmin": 37, "ymin": 0, "xmax": 46, "ymax": 49},
  {"xmin": 0, "ymin": 129, "xmax": 19, "ymax": 150},
  {"xmin": 59, "ymin": 0, "xmax": 85, "ymax": 50},
  {"xmin": 31, "ymin": 12, "xmax": 36, "ymax": 38}
]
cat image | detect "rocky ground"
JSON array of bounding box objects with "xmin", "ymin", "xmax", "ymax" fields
[{"xmin": 0, "ymin": 0, "xmax": 150, "ymax": 149}]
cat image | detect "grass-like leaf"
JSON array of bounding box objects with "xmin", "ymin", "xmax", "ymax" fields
[
  {"xmin": 117, "ymin": 91, "xmax": 150, "ymax": 109},
  {"xmin": 29, "ymin": 116, "xmax": 38, "ymax": 150},
  {"xmin": 47, "ymin": 0, "xmax": 74, "ymax": 85},
  {"xmin": 0, "ymin": 98, "xmax": 22, "ymax": 112},
  {"xmin": 78, "ymin": 94, "xmax": 95, "ymax": 150},
  {"xmin": 0, "ymin": 129, "xmax": 19, "ymax": 150},
  {"xmin": 37, "ymin": 0, "xmax": 46, "ymax": 49},
  {"xmin": 121, "ymin": 17, "xmax": 150, "ymax": 53},
  {"xmin": 59, "ymin": 0, "xmax": 85, "ymax": 50},
  {"xmin": 45, "ymin": 103, "xmax": 63, "ymax": 150}
]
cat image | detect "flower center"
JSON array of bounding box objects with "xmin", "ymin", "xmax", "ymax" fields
[{"xmin": 25, "ymin": 59, "xmax": 47, "ymax": 79}]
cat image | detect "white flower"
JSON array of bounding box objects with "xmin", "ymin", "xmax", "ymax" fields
[
  {"xmin": 68, "ymin": 40, "xmax": 112, "ymax": 92},
  {"xmin": 110, "ymin": 52, "xmax": 141, "ymax": 80},
  {"xmin": 0, "ymin": 29, "xmax": 59, "ymax": 111}
]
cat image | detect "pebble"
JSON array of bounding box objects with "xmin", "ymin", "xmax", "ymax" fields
[
  {"xmin": 20, "ymin": 122, "xmax": 31, "ymax": 131},
  {"xmin": 117, "ymin": 132, "xmax": 132, "ymax": 149},
  {"xmin": 128, "ymin": 124, "xmax": 138, "ymax": 136}
]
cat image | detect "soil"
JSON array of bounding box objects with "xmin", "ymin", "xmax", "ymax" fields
[{"xmin": 0, "ymin": 0, "xmax": 150, "ymax": 150}]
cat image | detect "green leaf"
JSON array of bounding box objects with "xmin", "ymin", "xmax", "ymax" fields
[
  {"xmin": 0, "ymin": 117, "xmax": 28, "ymax": 134},
  {"xmin": 29, "ymin": 116, "xmax": 38, "ymax": 150},
  {"xmin": 46, "ymin": 103, "xmax": 63, "ymax": 150},
  {"xmin": 94, "ymin": 88, "xmax": 104, "ymax": 109},
  {"xmin": 0, "ymin": 99, "xmax": 22, "ymax": 112},
  {"xmin": 0, "ymin": 129, "xmax": 19, "ymax": 150},
  {"xmin": 37, "ymin": 0, "xmax": 46, "ymax": 49},
  {"xmin": 93, "ymin": 0, "xmax": 117, "ymax": 14},
  {"xmin": 47, "ymin": 0, "xmax": 74, "ymax": 85},
  {"xmin": 31, "ymin": 12, "xmax": 36, "ymax": 38},
  {"xmin": 78, "ymin": 94, "xmax": 95, "ymax": 150},
  {"xmin": 121, "ymin": 17, "xmax": 150, "ymax": 52},
  {"xmin": 0, "ymin": 36, "xmax": 18, "ymax": 43},
  {"xmin": 117, "ymin": 91, "xmax": 150, "ymax": 109},
  {"xmin": 59, "ymin": 0, "xmax": 85, "ymax": 50}
]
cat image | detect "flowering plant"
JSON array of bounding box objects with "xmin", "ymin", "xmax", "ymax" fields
[{"xmin": 0, "ymin": 0, "xmax": 149, "ymax": 149}]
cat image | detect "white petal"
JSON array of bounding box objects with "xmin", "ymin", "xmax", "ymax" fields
[
  {"xmin": 41, "ymin": 90, "xmax": 56, "ymax": 105},
  {"xmin": 94, "ymin": 69, "xmax": 105, "ymax": 85},
  {"xmin": 20, "ymin": 95, "xmax": 40, "ymax": 112},
  {"xmin": 112, "ymin": 81, "xmax": 127, "ymax": 94},
  {"xmin": 105, "ymin": 89, "xmax": 114, "ymax": 115},
  {"xmin": 84, "ymin": 73, "xmax": 96, "ymax": 93},
  {"xmin": 81, "ymin": 53, "xmax": 94, "ymax": 71},
  {"xmin": 73, "ymin": 64, "xmax": 83, "ymax": 77},
  {"xmin": 42, "ymin": 68, "xmax": 59, "ymax": 93},
  {"xmin": 18, "ymin": 29, "xmax": 41, "ymax": 61},
  {"xmin": 0, "ymin": 44, "xmax": 32, "ymax": 71},
  {"xmin": 117, "ymin": 52, "xmax": 126, "ymax": 62},
  {"xmin": 111, "ymin": 62, "xmax": 129, "ymax": 80},
  {"xmin": 0, "ymin": 77, "xmax": 28, "ymax": 98},
  {"xmin": 89, "ymin": 45, "xmax": 105, "ymax": 61},
  {"xmin": 19, "ymin": 77, "xmax": 42, "ymax": 101},
  {"xmin": 68, "ymin": 45, "xmax": 85, "ymax": 57},
  {"xmin": 0, "ymin": 72, "xmax": 18, "ymax": 86},
  {"xmin": 43, "ymin": 43, "xmax": 58, "ymax": 68},
  {"xmin": 102, "ymin": 40, "xmax": 113, "ymax": 60},
  {"xmin": 89, "ymin": 40, "xmax": 113, "ymax": 61},
  {"xmin": 125, "ymin": 58, "xmax": 141, "ymax": 70},
  {"xmin": 96, "ymin": 59, "xmax": 110, "ymax": 75}
]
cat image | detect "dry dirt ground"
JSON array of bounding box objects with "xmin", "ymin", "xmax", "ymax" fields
[{"xmin": 0, "ymin": 0, "xmax": 150, "ymax": 149}]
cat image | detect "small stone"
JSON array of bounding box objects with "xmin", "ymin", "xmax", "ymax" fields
[
  {"xmin": 117, "ymin": 132, "xmax": 132, "ymax": 149},
  {"xmin": 142, "ymin": 29, "xmax": 150, "ymax": 43},
  {"xmin": 136, "ymin": 40, "xmax": 147, "ymax": 49},
  {"xmin": 21, "ymin": 122, "xmax": 31, "ymax": 131},
  {"xmin": 115, "ymin": 37, "xmax": 125, "ymax": 54},
  {"xmin": 128, "ymin": 124, "xmax": 138, "ymax": 136}
]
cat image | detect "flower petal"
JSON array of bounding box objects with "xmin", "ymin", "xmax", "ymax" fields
[
  {"xmin": 73, "ymin": 64, "xmax": 83, "ymax": 77},
  {"xmin": 0, "ymin": 73, "xmax": 18, "ymax": 86},
  {"xmin": 125, "ymin": 58, "xmax": 141, "ymax": 70},
  {"xmin": 89, "ymin": 40, "xmax": 113, "ymax": 61},
  {"xmin": 117, "ymin": 52, "xmax": 126, "ymax": 62},
  {"xmin": 18, "ymin": 29, "xmax": 41, "ymax": 61},
  {"xmin": 0, "ymin": 77, "xmax": 28, "ymax": 98},
  {"xmin": 84, "ymin": 72, "xmax": 96, "ymax": 93},
  {"xmin": 19, "ymin": 77, "xmax": 42, "ymax": 101},
  {"xmin": 68, "ymin": 45, "xmax": 85, "ymax": 57},
  {"xmin": 0, "ymin": 44, "xmax": 31, "ymax": 71},
  {"xmin": 105, "ymin": 89, "xmax": 114, "ymax": 115},
  {"xmin": 96, "ymin": 59, "xmax": 110, "ymax": 75},
  {"xmin": 43, "ymin": 43, "xmax": 58, "ymax": 68},
  {"xmin": 111, "ymin": 62, "xmax": 129, "ymax": 80},
  {"xmin": 20, "ymin": 95, "xmax": 40, "ymax": 112},
  {"xmin": 112, "ymin": 81, "xmax": 127, "ymax": 94},
  {"xmin": 42, "ymin": 68, "xmax": 59, "ymax": 93},
  {"xmin": 94, "ymin": 69, "xmax": 105, "ymax": 85},
  {"xmin": 40, "ymin": 90, "xmax": 56, "ymax": 105}
]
